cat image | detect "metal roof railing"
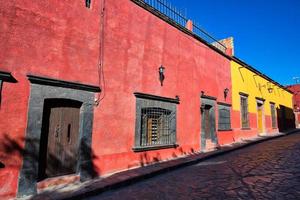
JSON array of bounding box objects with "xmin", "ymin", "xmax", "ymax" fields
[{"xmin": 133, "ymin": 0, "xmax": 227, "ymax": 52}]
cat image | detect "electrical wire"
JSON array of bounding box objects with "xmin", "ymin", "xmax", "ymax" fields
[{"xmin": 95, "ymin": 0, "xmax": 106, "ymax": 106}]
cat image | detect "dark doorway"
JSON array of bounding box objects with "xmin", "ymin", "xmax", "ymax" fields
[
  {"xmin": 201, "ymin": 102, "xmax": 217, "ymax": 151},
  {"xmin": 204, "ymin": 105, "xmax": 212, "ymax": 140},
  {"xmin": 38, "ymin": 99, "xmax": 82, "ymax": 180},
  {"xmin": 276, "ymin": 105, "xmax": 296, "ymax": 132}
]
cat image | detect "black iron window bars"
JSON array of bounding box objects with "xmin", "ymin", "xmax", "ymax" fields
[{"xmin": 140, "ymin": 107, "xmax": 175, "ymax": 146}]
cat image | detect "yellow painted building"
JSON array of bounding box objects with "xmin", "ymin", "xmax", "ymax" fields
[{"xmin": 230, "ymin": 57, "xmax": 294, "ymax": 139}]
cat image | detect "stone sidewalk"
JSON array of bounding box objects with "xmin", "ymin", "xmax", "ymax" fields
[{"xmin": 28, "ymin": 129, "xmax": 300, "ymax": 200}]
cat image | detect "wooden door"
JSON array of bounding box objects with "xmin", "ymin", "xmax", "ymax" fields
[
  {"xmin": 204, "ymin": 108, "xmax": 211, "ymax": 139},
  {"xmin": 257, "ymin": 104, "xmax": 263, "ymax": 133},
  {"xmin": 45, "ymin": 100, "xmax": 81, "ymax": 178}
]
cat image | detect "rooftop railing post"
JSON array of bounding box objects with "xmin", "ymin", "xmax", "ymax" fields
[{"xmin": 131, "ymin": 0, "xmax": 227, "ymax": 52}]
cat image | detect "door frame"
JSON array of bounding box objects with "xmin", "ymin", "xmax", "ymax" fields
[
  {"xmin": 200, "ymin": 95, "xmax": 217, "ymax": 151},
  {"xmin": 17, "ymin": 75, "xmax": 100, "ymax": 197}
]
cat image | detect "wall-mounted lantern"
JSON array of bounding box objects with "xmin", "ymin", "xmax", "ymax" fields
[
  {"xmin": 266, "ymin": 82, "xmax": 273, "ymax": 93},
  {"xmin": 159, "ymin": 65, "xmax": 165, "ymax": 86},
  {"xmin": 224, "ymin": 88, "xmax": 229, "ymax": 100},
  {"xmin": 259, "ymin": 82, "xmax": 274, "ymax": 93},
  {"xmin": 86, "ymin": 0, "xmax": 91, "ymax": 8},
  {"xmin": 267, "ymin": 87, "xmax": 273, "ymax": 93}
]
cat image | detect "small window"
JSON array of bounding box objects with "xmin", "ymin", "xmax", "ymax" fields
[
  {"xmin": 134, "ymin": 93, "xmax": 178, "ymax": 151},
  {"xmin": 240, "ymin": 95, "xmax": 249, "ymax": 128},
  {"xmin": 218, "ymin": 105, "xmax": 231, "ymax": 130},
  {"xmin": 270, "ymin": 103, "xmax": 277, "ymax": 128},
  {"xmin": 141, "ymin": 107, "xmax": 173, "ymax": 146}
]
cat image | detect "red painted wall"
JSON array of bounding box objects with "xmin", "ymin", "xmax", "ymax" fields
[
  {"xmin": 0, "ymin": 0, "xmax": 101, "ymax": 198},
  {"xmin": 0, "ymin": 0, "xmax": 232, "ymax": 198},
  {"xmin": 287, "ymin": 84, "xmax": 300, "ymax": 111},
  {"xmin": 92, "ymin": 0, "xmax": 232, "ymax": 175},
  {"xmin": 231, "ymin": 111, "xmax": 258, "ymax": 141}
]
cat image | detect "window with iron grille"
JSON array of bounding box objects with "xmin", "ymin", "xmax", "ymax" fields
[
  {"xmin": 141, "ymin": 107, "xmax": 174, "ymax": 146},
  {"xmin": 240, "ymin": 95, "xmax": 249, "ymax": 128},
  {"xmin": 218, "ymin": 105, "xmax": 231, "ymax": 130},
  {"xmin": 270, "ymin": 103, "xmax": 277, "ymax": 128},
  {"xmin": 134, "ymin": 93, "xmax": 178, "ymax": 151}
]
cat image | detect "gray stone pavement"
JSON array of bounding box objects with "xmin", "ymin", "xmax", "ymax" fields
[
  {"xmin": 87, "ymin": 132, "xmax": 300, "ymax": 200},
  {"xmin": 29, "ymin": 130, "xmax": 300, "ymax": 200}
]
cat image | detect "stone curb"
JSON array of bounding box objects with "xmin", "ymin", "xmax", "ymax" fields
[{"xmin": 31, "ymin": 129, "xmax": 300, "ymax": 200}]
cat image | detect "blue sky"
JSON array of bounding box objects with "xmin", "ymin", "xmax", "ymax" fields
[{"xmin": 168, "ymin": 0, "xmax": 300, "ymax": 85}]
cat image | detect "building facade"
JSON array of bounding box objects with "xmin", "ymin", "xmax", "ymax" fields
[
  {"xmin": 286, "ymin": 84, "xmax": 300, "ymax": 127},
  {"xmin": 230, "ymin": 59, "xmax": 294, "ymax": 141},
  {"xmin": 0, "ymin": 0, "xmax": 295, "ymax": 198}
]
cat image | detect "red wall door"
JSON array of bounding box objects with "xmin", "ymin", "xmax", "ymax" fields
[{"xmin": 42, "ymin": 100, "xmax": 81, "ymax": 178}]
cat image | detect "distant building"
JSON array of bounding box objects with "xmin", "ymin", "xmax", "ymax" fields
[
  {"xmin": 230, "ymin": 57, "xmax": 294, "ymax": 138},
  {"xmin": 0, "ymin": 0, "xmax": 295, "ymax": 199},
  {"xmin": 286, "ymin": 84, "xmax": 300, "ymax": 127}
]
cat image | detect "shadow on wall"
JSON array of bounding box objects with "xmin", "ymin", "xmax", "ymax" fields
[
  {"xmin": 137, "ymin": 147, "xmax": 195, "ymax": 168},
  {"xmin": 0, "ymin": 134, "xmax": 36, "ymax": 199},
  {"xmin": 1, "ymin": 134, "xmax": 27, "ymax": 169},
  {"xmin": 0, "ymin": 133, "xmax": 100, "ymax": 182},
  {"xmin": 277, "ymin": 105, "xmax": 296, "ymax": 132},
  {"xmin": 79, "ymin": 139, "xmax": 100, "ymax": 180},
  {"xmin": 0, "ymin": 133, "xmax": 100, "ymax": 199}
]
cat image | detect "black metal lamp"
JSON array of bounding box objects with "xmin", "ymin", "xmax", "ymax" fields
[
  {"xmin": 159, "ymin": 65, "xmax": 165, "ymax": 86},
  {"xmin": 267, "ymin": 87, "xmax": 273, "ymax": 93},
  {"xmin": 224, "ymin": 88, "xmax": 229, "ymax": 99},
  {"xmin": 267, "ymin": 82, "xmax": 273, "ymax": 93},
  {"xmin": 86, "ymin": 0, "xmax": 91, "ymax": 8}
]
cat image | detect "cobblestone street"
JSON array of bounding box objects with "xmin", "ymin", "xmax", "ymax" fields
[{"xmin": 87, "ymin": 132, "xmax": 300, "ymax": 200}]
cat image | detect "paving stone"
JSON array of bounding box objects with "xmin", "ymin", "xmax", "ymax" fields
[
  {"xmin": 87, "ymin": 132, "xmax": 300, "ymax": 200},
  {"xmin": 29, "ymin": 131, "xmax": 300, "ymax": 200}
]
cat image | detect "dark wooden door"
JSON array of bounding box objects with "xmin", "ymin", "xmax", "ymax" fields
[
  {"xmin": 45, "ymin": 100, "xmax": 81, "ymax": 178},
  {"xmin": 204, "ymin": 108, "xmax": 211, "ymax": 139}
]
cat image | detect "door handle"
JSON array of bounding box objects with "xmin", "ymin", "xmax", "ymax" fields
[
  {"xmin": 67, "ymin": 124, "xmax": 71, "ymax": 144},
  {"xmin": 55, "ymin": 125, "xmax": 60, "ymax": 137}
]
